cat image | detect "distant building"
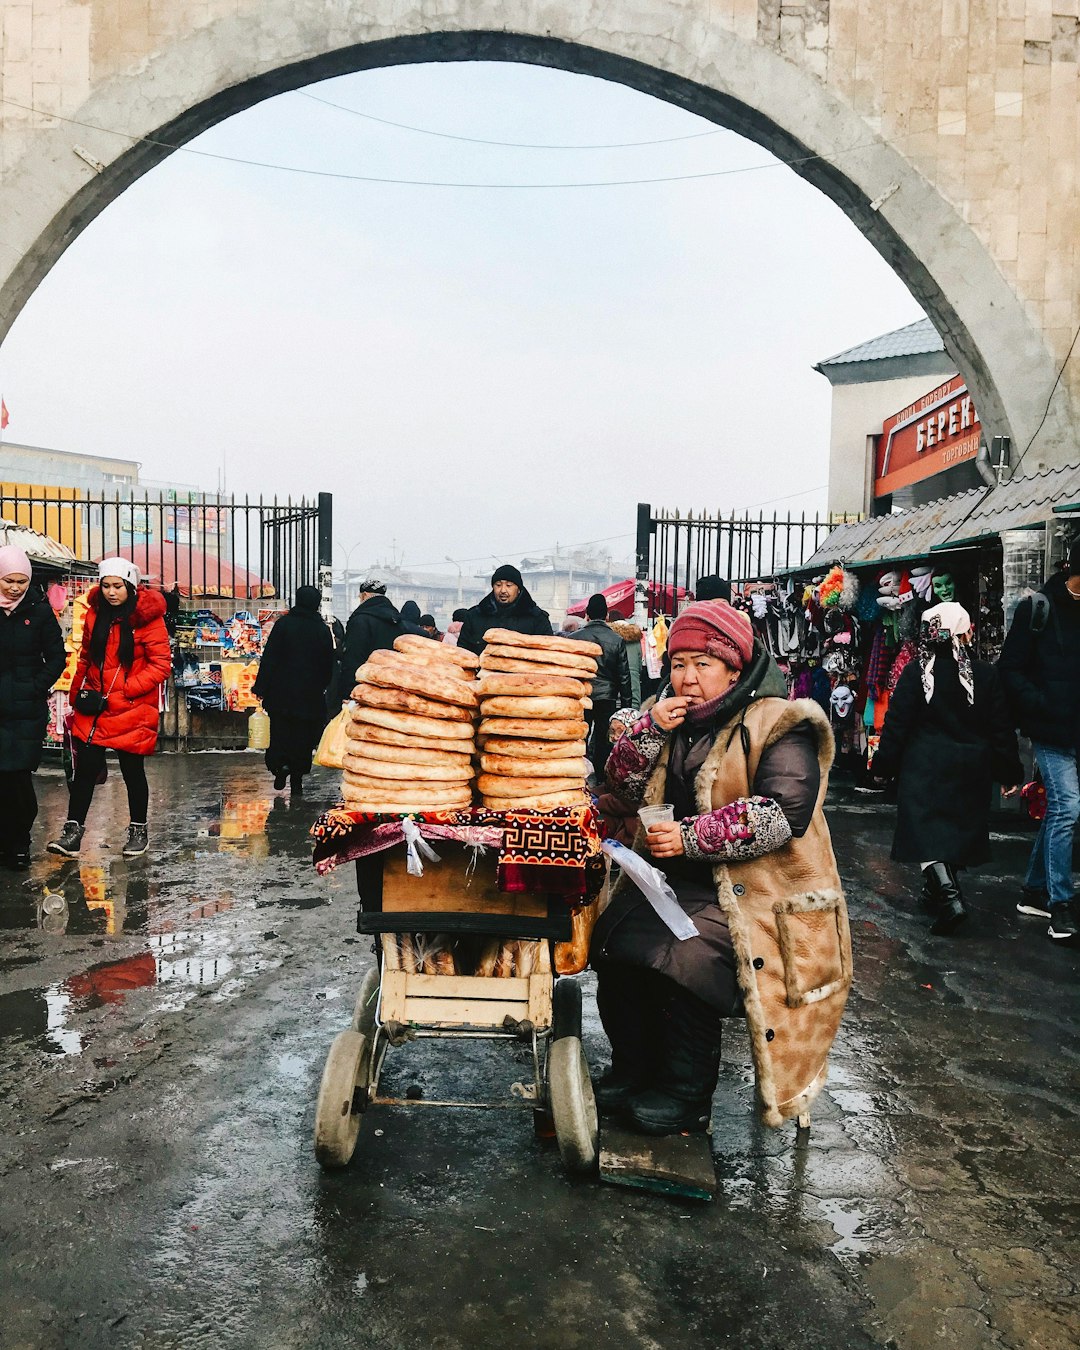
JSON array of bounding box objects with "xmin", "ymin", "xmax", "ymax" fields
[
  {"xmin": 336, "ymin": 567, "xmax": 487, "ymax": 627},
  {"xmin": 517, "ymin": 549, "xmax": 612, "ymax": 620},
  {"xmin": 0, "ymin": 439, "xmax": 139, "ymax": 492}
]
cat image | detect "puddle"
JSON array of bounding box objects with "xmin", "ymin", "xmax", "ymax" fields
[{"xmin": 816, "ymin": 1197, "xmax": 901, "ymax": 1260}]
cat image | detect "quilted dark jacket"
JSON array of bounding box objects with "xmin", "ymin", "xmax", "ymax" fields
[{"xmin": 0, "ymin": 585, "xmax": 66, "ymax": 771}]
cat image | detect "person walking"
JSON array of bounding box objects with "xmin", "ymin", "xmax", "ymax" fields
[
  {"xmin": 457, "ymin": 565, "xmax": 551, "ymax": 656},
  {"xmin": 607, "ymin": 609, "xmax": 643, "ymax": 709},
  {"xmin": 48, "ymin": 558, "xmax": 171, "ymax": 858},
  {"xmin": 591, "ymin": 599, "xmax": 849, "ymax": 1135},
  {"xmin": 999, "ymin": 538, "xmax": 1080, "ymax": 942},
  {"xmin": 336, "ymin": 580, "xmax": 406, "ymax": 703},
  {"xmin": 0, "ymin": 545, "xmax": 66, "ymax": 869},
  {"xmin": 252, "ymin": 585, "xmax": 335, "ymax": 795},
  {"xmin": 873, "ymin": 602, "xmax": 1022, "ymax": 934},
  {"xmin": 569, "ymin": 594, "xmax": 632, "ymax": 780}
]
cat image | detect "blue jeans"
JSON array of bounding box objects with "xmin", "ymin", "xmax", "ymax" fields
[{"xmin": 1024, "ymin": 743, "xmax": 1080, "ymax": 906}]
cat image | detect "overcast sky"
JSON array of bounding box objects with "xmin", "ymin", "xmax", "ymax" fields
[{"xmin": 0, "ymin": 61, "xmax": 923, "ymax": 580}]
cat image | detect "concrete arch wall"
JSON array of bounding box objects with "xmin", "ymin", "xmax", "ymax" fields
[{"xmin": 1, "ymin": 1, "xmax": 1077, "ymax": 468}]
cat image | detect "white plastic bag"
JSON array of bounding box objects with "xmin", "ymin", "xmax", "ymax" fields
[
  {"xmin": 602, "ymin": 840, "xmax": 700, "ymax": 941},
  {"xmin": 401, "ymin": 816, "xmax": 441, "ymax": 877}
]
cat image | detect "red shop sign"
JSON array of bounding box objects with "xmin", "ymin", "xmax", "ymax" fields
[{"xmin": 874, "ymin": 374, "xmax": 981, "ymax": 497}]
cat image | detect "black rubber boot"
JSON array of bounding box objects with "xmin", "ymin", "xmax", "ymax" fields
[
  {"xmin": 47, "ymin": 821, "xmax": 84, "ymax": 858},
  {"xmin": 625, "ymin": 984, "xmax": 722, "ymax": 1136},
  {"xmin": 594, "ymin": 964, "xmax": 664, "ymax": 1114},
  {"xmin": 925, "ymin": 862, "xmax": 968, "ymax": 935}
]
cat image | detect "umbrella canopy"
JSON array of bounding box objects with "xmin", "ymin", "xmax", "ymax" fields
[
  {"xmin": 115, "ymin": 546, "xmax": 275, "ymax": 599},
  {"xmin": 566, "ymin": 578, "xmax": 687, "ymax": 619}
]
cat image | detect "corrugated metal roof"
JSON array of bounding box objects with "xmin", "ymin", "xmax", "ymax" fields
[
  {"xmin": 816, "ymin": 317, "xmax": 944, "ymax": 369},
  {"xmin": 795, "ymin": 463, "xmax": 1080, "ymax": 571},
  {"xmin": 0, "ymin": 524, "xmax": 81, "ymax": 567}
]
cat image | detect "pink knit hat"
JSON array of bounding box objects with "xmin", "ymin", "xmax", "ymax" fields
[{"xmin": 668, "ymin": 600, "xmax": 754, "ymax": 670}]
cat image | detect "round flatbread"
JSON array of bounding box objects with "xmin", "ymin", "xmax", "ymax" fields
[
  {"xmin": 482, "ymin": 628, "xmax": 602, "ymax": 659},
  {"xmin": 482, "ymin": 644, "xmax": 597, "ymax": 675},
  {"xmin": 479, "ymin": 736, "xmax": 587, "ymax": 760},
  {"xmin": 478, "ymin": 653, "xmax": 596, "ymax": 681},
  {"xmin": 343, "ymin": 752, "xmax": 474, "ymax": 782},
  {"xmin": 358, "ymin": 656, "xmax": 478, "ymax": 709},
  {"xmin": 479, "ymin": 695, "xmax": 585, "ymax": 721},
  {"xmin": 352, "ymin": 682, "xmax": 475, "ymax": 722},
  {"xmin": 341, "ymin": 773, "xmax": 474, "ymax": 804},
  {"xmin": 342, "ymin": 788, "xmax": 473, "ymax": 812},
  {"xmin": 480, "ymin": 754, "xmax": 587, "ymax": 779},
  {"xmin": 478, "ymin": 717, "xmax": 586, "ymax": 741},
  {"xmin": 394, "ymin": 634, "xmax": 479, "ymax": 669},
  {"xmin": 480, "ymin": 789, "xmax": 587, "ymax": 811},
  {"xmin": 477, "ymin": 774, "xmax": 584, "ymax": 797},
  {"xmin": 345, "ymin": 734, "xmax": 473, "ymax": 767},
  {"xmin": 346, "ymin": 721, "xmax": 474, "ymax": 755},
  {"xmin": 476, "ymin": 672, "xmax": 589, "ymax": 700},
  {"xmin": 352, "ymin": 706, "xmax": 476, "ymax": 741}
]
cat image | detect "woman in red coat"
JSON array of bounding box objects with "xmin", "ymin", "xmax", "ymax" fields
[{"xmin": 48, "ymin": 558, "xmax": 171, "ymax": 859}]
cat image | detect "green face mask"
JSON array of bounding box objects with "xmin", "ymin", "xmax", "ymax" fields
[{"xmin": 932, "ymin": 572, "xmax": 955, "ymax": 602}]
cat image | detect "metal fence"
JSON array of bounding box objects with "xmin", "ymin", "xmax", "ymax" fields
[
  {"xmin": 635, "ymin": 503, "xmax": 861, "ymax": 616},
  {"xmin": 0, "ymin": 484, "xmax": 332, "ymax": 607}
]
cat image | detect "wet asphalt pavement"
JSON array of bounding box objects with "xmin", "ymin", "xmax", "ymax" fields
[{"xmin": 0, "ymin": 753, "xmax": 1077, "ymax": 1350}]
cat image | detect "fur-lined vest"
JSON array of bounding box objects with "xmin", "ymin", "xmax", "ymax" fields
[{"xmin": 608, "ymin": 697, "xmax": 851, "ymax": 1127}]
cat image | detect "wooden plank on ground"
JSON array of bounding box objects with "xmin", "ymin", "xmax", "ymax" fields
[{"xmin": 599, "ymin": 1124, "xmax": 716, "ymax": 1201}]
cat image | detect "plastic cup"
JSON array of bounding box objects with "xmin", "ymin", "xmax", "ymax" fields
[{"xmin": 638, "ymin": 804, "xmax": 675, "ymax": 830}]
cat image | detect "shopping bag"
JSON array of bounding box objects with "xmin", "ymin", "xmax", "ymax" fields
[
  {"xmin": 62, "ymin": 712, "xmax": 107, "ymax": 786},
  {"xmin": 314, "ymin": 706, "xmax": 350, "ymax": 770}
]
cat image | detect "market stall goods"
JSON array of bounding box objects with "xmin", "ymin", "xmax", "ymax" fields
[
  {"xmin": 352, "ymin": 706, "xmax": 476, "ymax": 741},
  {"xmin": 347, "ymin": 735, "xmax": 474, "ymax": 768},
  {"xmin": 482, "ymin": 629, "xmax": 602, "ymax": 659},
  {"xmin": 480, "ymin": 652, "xmax": 597, "ymax": 679},
  {"xmin": 347, "ymin": 720, "xmax": 474, "ymax": 754},
  {"xmin": 478, "ymin": 716, "xmax": 587, "ymax": 741},
  {"xmin": 352, "ymin": 682, "xmax": 475, "ymax": 722},
  {"xmin": 393, "ymin": 634, "xmax": 480, "ymax": 671},
  {"xmin": 477, "ymin": 672, "xmax": 589, "ymax": 700},
  {"xmin": 343, "ymin": 751, "xmax": 474, "ymax": 783},
  {"xmin": 479, "ymin": 695, "xmax": 585, "ymax": 721},
  {"xmin": 479, "ymin": 735, "xmax": 587, "ymax": 760},
  {"xmin": 482, "ymin": 643, "xmax": 598, "ymax": 674},
  {"xmin": 479, "ymin": 753, "xmax": 588, "ymax": 779},
  {"xmin": 481, "ymin": 788, "xmax": 587, "ymax": 811},
  {"xmin": 476, "ymin": 774, "xmax": 583, "ymax": 798},
  {"xmin": 356, "ymin": 656, "xmax": 479, "ymax": 709}
]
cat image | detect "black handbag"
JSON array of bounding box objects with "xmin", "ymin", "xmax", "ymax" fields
[{"xmin": 73, "ymin": 687, "xmax": 108, "ymax": 716}]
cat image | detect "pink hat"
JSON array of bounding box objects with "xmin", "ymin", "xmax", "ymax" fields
[
  {"xmin": 668, "ymin": 600, "xmax": 754, "ymax": 670},
  {"xmin": 0, "ymin": 545, "xmax": 32, "ymax": 579}
]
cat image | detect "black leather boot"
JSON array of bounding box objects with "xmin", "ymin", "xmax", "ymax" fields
[
  {"xmin": 593, "ymin": 964, "xmax": 664, "ymax": 1114},
  {"xmin": 625, "ymin": 984, "xmax": 722, "ymax": 1136},
  {"xmin": 924, "ymin": 862, "xmax": 968, "ymax": 935}
]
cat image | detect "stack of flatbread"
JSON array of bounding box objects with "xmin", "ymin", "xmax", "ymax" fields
[
  {"xmin": 342, "ymin": 635, "xmax": 480, "ymax": 812},
  {"xmin": 475, "ymin": 628, "xmax": 601, "ymax": 809}
]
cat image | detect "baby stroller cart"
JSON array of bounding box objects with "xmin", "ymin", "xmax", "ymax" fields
[{"xmin": 309, "ymin": 806, "xmax": 605, "ymax": 1176}]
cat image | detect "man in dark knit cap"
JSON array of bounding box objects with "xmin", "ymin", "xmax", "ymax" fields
[
  {"xmin": 336, "ymin": 579, "xmax": 406, "ymax": 703},
  {"xmin": 694, "ymin": 574, "xmax": 732, "ymax": 603},
  {"xmin": 458, "ymin": 564, "xmax": 552, "ymax": 656}
]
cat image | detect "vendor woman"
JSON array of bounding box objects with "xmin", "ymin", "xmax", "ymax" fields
[{"xmin": 591, "ymin": 600, "xmax": 851, "ymax": 1136}]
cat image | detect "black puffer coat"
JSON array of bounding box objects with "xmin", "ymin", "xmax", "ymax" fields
[
  {"xmin": 568, "ymin": 619, "xmax": 632, "ymax": 703},
  {"xmin": 458, "ymin": 587, "xmax": 552, "ymax": 655},
  {"xmin": 874, "ymin": 651, "xmax": 1022, "ymax": 866},
  {"xmin": 0, "ymin": 585, "xmax": 66, "ymax": 771},
  {"xmin": 252, "ymin": 606, "xmax": 335, "ymax": 723},
  {"xmin": 998, "ymin": 570, "xmax": 1080, "ymax": 751},
  {"xmin": 337, "ymin": 594, "xmax": 406, "ymax": 702}
]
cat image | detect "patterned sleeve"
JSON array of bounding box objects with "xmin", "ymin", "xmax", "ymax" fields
[
  {"xmin": 679, "ymin": 796, "xmax": 793, "ymax": 862},
  {"xmin": 604, "ymin": 712, "xmax": 669, "ymax": 806}
]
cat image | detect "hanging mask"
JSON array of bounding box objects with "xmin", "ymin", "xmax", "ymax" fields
[{"xmin": 932, "ymin": 572, "xmax": 956, "ymax": 602}]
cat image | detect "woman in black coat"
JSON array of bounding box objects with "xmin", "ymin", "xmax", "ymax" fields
[
  {"xmin": 252, "ymin": 586, "xmax": 335, "ymax": 795},
  {"xmin": 0, "ymin": 547, "xmax": 66, "ymax": 868},
  {"xmin": 875, "ymin": 601, "xmax": 1022, "ymax": 934}
]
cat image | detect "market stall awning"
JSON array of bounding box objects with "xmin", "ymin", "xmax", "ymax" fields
[
  {"xmin": 791, "ymin": 463, "xmax": 1080, "ymax": 573},
  {"xmin": 0, "ymin": 523, "xmax": 90, "ymax": 572},
  {"xmin": 565, "ymin": 578, "xmax": 687, "ymax": 618},
  {"xmin": 116, "ymin": 546, "xmax": 275, "ymax": 599}
]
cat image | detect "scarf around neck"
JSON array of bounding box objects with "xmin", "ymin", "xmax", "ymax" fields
[{"xmin": 919, "ymin": 601, "xmax": 974, "ymax": 705}]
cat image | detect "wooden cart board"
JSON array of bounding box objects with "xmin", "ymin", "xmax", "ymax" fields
[{"xmin": 599, "ymin": 1124, "xmax": 716, "ymax": 1201}]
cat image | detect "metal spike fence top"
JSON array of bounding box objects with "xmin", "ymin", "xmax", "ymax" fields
[{"xmin": 0, "ymin": 484, "xmax": 328, "ymax": 609}]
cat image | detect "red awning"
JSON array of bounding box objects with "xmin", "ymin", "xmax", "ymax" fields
[
  {"xmin": 566, "ymin": 578, "xmax": 687, "ymax": 618},
  {"xmin": 116, "ymin": 547, "xmax": 275, "ymax": 600}
]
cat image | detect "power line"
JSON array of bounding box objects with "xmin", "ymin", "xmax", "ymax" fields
[{"xmin": 299, "ymin": 90, "xmax": 723, "ymax": 150}]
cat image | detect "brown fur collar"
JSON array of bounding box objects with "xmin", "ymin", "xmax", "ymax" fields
[{"xmin": 609, "ymin": 619, "xmax": 643, "ymax": 641}]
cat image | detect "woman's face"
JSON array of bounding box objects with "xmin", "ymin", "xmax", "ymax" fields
[
  {"xmin": 100, "ymin": 577, "xmax": 129, "ymax": 606},
  {"xmin": 670, "ymin": 650, "xmax": 739, "ymax": 704},
  {"xmin": 0, "ymin": 571, "xmax": 30, "ymax": 604}
]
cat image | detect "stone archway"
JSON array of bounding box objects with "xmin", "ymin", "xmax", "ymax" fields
[{"xmin": 1, "ymin": 3, "xmax": 1077, "ymax": 465}]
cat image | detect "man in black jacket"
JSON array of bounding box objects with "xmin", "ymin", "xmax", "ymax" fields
[
  {"xmin": 336, "ymin": 580, "xmax": 405, "ymax": 702},
  {"xmin": 570, "ymin": 593, "xmax": 632, "ymax": 779},
  {"xmin": 999, "ymin": 538, "xmax": 1080, "ymax": 942},
  {"xmin": 458, "ymin": 565, "xmax": 552, "ymax": 656}
]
